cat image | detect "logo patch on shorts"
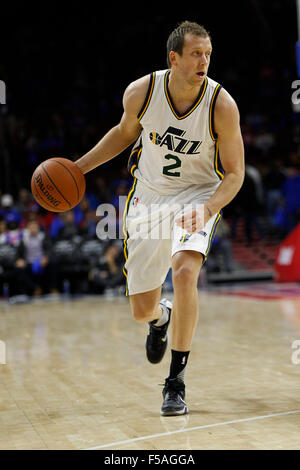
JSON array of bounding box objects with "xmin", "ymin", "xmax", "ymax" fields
[
  {"xmin": 180, "ymin": 234, "xmax": 191, "ymax": 244},
  {"xmin": 132, "ymin": 197, "xmax": 139, "ymax": 207},
  {"xmin": 199, "ymin": 230, "xmax": 207, "ymax": 237}
]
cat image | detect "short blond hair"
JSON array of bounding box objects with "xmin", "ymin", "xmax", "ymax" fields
[{"xmin": 166, "ymin": 21, "xmax": 211, "ymax": 67}]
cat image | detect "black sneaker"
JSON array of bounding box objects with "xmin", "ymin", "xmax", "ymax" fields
[
  {"xmin": 146, "ymin": 298, "xmax": 172, "ymax": 364},
  {"xmin": 161, "ymin": 377, "xmax": 189, "ymax": 416}
]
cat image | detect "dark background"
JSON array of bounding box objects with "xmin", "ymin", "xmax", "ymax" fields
[
  {"xmin": 0, "ymin": 0, "xmax": 299, "ymax": 296},
  {"xmin": 0, "ymin": 0, "xmax": 298, "ymax": 195}
]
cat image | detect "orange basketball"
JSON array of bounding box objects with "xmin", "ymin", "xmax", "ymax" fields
[{"xmin": 31, "ymin": 158, "xmax": 86, "ymax": 212}]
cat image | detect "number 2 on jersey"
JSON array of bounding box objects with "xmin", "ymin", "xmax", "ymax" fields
[{"xmin": 162, "ymin": 154, "xmax": 182, "ymax": 177}]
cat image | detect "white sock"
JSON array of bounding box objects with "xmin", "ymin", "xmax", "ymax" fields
[{"xmin": 153, "ymin": 304, "xmax": 169, "ymax": 327}]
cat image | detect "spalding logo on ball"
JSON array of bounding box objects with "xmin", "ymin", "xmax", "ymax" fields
[{"xmin": 31, "ymin": 158, "xmax": 86, "ymax": 212}]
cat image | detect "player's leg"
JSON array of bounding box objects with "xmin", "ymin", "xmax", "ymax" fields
[
  {"xmin": 129, "ymin": 285, "xmax": 162, "ymax": 323},
  {"xmin": 171, "ymin": 250, "xmax": 203, "ymax": 351},
  {"xmin": 160, "ymin": 209, "xmax": 221, "ymax": 416},
  {"xmin": 130, "ymin": 286, "xmax": 172, "ymax": 364},
  {"xmin": 124, "ymin": 180, "xmax": 174, "ymax": 364},
  {"xmin": 125, "ymin": 234, "xmax": 172, "ymax": 365},
  {"xmin": 160, "ymin": 250, "xmax": 203, "ymax": 416}
]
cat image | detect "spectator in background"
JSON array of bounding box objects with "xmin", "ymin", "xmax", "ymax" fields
[
  {"xmin": 79, "ymin": 209, "xmax": 98, "ymax": 239},
  {"xmin": 207, "ymin": 219, "xmax": 234, "ymax": 273},
  {"xmin": 49, "ymin": 213, "xmax": 65, "ymax": 239},
  {"xmin": 230, "ymin": 167, "xmax": 265, "ymax": 245},
  {"xmin": 280, "ymin": 161, "xmax": 300, "ymax": 233},
  {"xmin": 262, "ymin": 158, "xmax": 286, "ymax": 230},
  {"xmin": 0, "ymin": 217, "xmax": 6, "ymax": 244},
  {"xmin": 73, "ymin": 195, "xmax": 91, "ymax": 225},
  {"xmin": 6, "ymin": 213, "xmax": 23, "ymax": 247},
  {"xmin": 15, "ymin": 188, "xmax": 35, "ymax": 216},
  {"xmin": 84, "ymin": 175, "xmax": 110, "ymax": 209},
  {"xmin": 88, "ymin": 240, "xmax": 124, "ymax": 295},
  {"xmin": 28, "ymin": 207, "xmax": 55, "ymax": 234},
  {"xmin": 245, "ymin": 162, "xmax": 264, "ymax": 207},
  {"xmin": 94, "ymin": 175, "xmax": 112, "ymax": 203},
  {"xmin": 0, "ymin": 194, "xmax": 22, "ymax": 226},
  {"xmin": 253, "ymin": 125, "xmax": 275, "ymax": 156},
  {"xmin": 111, "ymin": 168, "xmax": 132, "ymax": 193},
  {"xmin": 57, "ymin": 210, "xmax": 79, "ymax": 240},
  {"xmin": 15, "ymin": 219, "xmax": 57, "ymax": 295}
]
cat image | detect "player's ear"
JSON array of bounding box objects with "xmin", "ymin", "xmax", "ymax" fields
[{"xmin": 169, "ymin": 51, "xmax": 178, "ymax": 68}]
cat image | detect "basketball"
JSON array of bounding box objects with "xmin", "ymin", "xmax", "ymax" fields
[{"xmin": 31, "ymin": 158, "xmax": 86, "ymax": 212}]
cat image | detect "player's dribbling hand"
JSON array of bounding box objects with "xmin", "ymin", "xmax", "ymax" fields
[{"xmin": 175, "ymin": 204, "xmax": 212, "ymax": 234}]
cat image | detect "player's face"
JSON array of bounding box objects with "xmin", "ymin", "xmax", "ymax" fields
[{"xmin": 173, "ymin": 34, "xmax": 212, "ymax": 85}]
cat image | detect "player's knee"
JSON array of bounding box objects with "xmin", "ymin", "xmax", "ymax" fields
[
  {"xmin": 131, "ymin": 307, "xmax": 147, "ymax": 322},
  {"xmin": 130, "ymin": 288, "xmax": 162, "ymax": 323},
  {"xmin": 131, "ymin": 304, "xmax": 153, "ymax": 323},
  {"xmin": 172, "ymin": 264, "xmax": 199, "ymax": 288}
]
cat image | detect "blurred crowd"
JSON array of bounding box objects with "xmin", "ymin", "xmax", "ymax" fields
[
  {"xmin": 0, "ymin": 154, "xmax": 299, "ymax": 298},
  {"xmin": 0, "ymin": 3, "xmax": 300, "ymax": 298},
  {"xmin": 0, "ymin": 186, "xmax": 128, "ymax": 298}
]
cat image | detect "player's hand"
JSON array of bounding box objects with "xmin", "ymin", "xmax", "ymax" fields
[{"xmin": 175, "ymin": 204, "xmax": 212, "ymax": 234}]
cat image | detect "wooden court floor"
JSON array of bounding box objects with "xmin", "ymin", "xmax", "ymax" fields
[{"xmin": 0, "ymin": 290, "xmax": 300, "ymax": 450}]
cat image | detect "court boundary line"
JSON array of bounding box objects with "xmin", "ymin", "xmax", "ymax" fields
[{"xmin": 83, "ymin": 409, "xmax": 300, "ymax": 450}]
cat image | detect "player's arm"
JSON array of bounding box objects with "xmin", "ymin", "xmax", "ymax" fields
[
  {"xmin": 176, "ymin": 89, "xmax": 244, "ymax": 233},
  {"xmin": 75, "ymin": 76, "xmax": 150, "ymax": 174},
  {"xmin": 204, "ymin": 88, "xmax": 245, "ymax": 218}
]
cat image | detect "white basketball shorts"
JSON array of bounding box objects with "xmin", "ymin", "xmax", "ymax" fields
[{"xmin": 123, "ymin": 179, "xmax": 221, "ymax": 295}]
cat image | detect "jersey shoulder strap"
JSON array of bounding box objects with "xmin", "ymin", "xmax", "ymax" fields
[{"xmin": 137, "ymin": 70, "xmax": 168, "ymax": 121}]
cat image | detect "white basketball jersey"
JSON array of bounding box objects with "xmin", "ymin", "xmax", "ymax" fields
[{"xmin": 128, "ymin": 69, "xmax": 224, "ymax": 196}]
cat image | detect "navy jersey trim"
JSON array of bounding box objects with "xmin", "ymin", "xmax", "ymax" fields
[
  {"xmin": 164, "ymin": 70, "xmax": 208, "ymax": 120},
  {"xmin": 137, "ymin": 72, "xmax": 156, "ymax": 121},
  {"xmin": 209, "ymin": 83, "xmax": 222, "ymax": 141}
]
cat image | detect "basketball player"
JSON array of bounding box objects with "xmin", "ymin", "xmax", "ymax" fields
[{"xmin": 76, "ymin": 21, "xmax": 245, "ymax": 415}]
